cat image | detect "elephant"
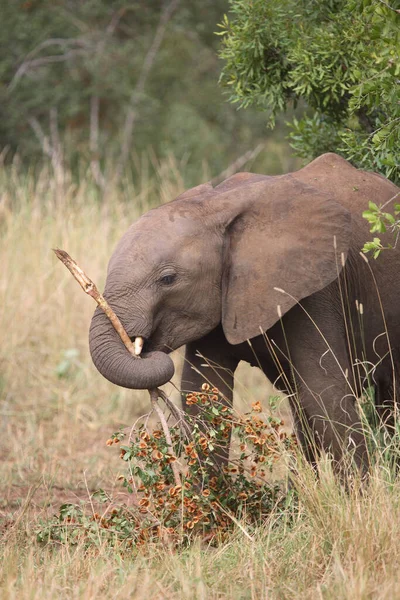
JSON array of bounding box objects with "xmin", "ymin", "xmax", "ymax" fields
[{"xmin": 89, "ymin": 153, "xmax": 400, "ymax": 471}]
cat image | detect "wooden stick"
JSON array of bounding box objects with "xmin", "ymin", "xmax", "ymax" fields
[
  {"xmin": 54, "ymin": 248, "xmax": 182, "ymax": 486},
  {"xmin": 150, "ymin": 389, "xmax": 181, "ymax": 486},
  {"xmin": 53, "ymin": 248, "xmax": 136, "ymax": 358},
  {"xmin": 157, "ymin": 388, "xmax": 192, "ymax": 441}
]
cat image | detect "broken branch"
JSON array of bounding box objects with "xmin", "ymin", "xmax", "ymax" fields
[
  {"xmin": 53, "ymin": 248, "xmax": 182, "ymax": 486},
  {"xmin": 150, "ymin": 389, "xmax": 181, "ymax": 486},
  {"xmin": 53, "ymin": 248, "xmax": 136, "ymax": 358}
]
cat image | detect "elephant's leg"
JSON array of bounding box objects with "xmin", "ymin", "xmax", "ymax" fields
[
  {"xmin": 286, "ymin": 319, "xmax": 369, "ymax": 474},
  {"xmin": 180, "ymin": 326, "xmax": 240, "ymax": 471}
]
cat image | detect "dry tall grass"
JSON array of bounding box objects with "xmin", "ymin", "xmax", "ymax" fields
[
  {"xmin": 1, "ymin": 160, "xmax": 400, "ymax": 599},
  {"xmin": 0, "ymin": 158, "xmax": 190, "ymax": 496}
]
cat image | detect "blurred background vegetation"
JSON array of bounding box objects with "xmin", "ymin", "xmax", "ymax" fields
[
  {"xmin": 0, "ymin": 0, "xmax": 297, "ymax": 191},
  {"xmin": 1, "ymin": 0, "xmax": 398, "ymax": 194}
]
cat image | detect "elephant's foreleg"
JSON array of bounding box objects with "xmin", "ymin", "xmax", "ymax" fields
[{"xmin": 180, "ymin": 327, "xmax": 239, "ymax": 472}]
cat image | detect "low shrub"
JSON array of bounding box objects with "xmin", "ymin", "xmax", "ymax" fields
[{"xmin": 37, "ymin": 387, "xmax": 297, "ymax": 549}]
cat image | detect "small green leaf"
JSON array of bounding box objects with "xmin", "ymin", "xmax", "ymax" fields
[
  {"xmin": 362, "ymin": 210, "xmax": 377, "ymax": 221},
  {"xmin": 384, "ymin": 213, "xmax": 396, "ymax": 224}
]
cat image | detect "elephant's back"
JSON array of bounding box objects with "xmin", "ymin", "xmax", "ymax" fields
[
  {"xmin": 293, "ymin": 153, "xmax": 398, "ymax": 217},
  {"xmin": 294, "ymin": 152, "xmax": 399, "ymax": 287}
]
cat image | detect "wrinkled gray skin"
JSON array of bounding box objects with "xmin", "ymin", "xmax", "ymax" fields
[{"xmin": 89, "ymin": 154, "xmax": 400, "ymax": 470}]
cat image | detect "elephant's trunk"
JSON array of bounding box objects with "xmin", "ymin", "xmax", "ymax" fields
[{"xmin": 89, "ymin": 306, "xmax": 175, "ymax": 389}]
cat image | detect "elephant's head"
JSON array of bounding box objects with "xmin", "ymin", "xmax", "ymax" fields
[{"xmin": 89, "ymin": 172, "xmax": 351, "ymax": 389}]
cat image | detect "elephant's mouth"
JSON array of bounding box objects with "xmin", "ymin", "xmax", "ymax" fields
[
  {"xmin": 129, "ymin": 335, "xmax": 147, "ymax": 356},
  {"xmin": 133, "ymin": 336, "xmax": 144, "ymax": 356},
  {"xmin": 130, "ymin": 335, "xmax": 172, "ymax": 356}
]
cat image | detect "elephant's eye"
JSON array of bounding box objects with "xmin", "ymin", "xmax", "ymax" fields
[{"xmin": 159, "ymin": 273, "xmax": 177, "ymax": 286}]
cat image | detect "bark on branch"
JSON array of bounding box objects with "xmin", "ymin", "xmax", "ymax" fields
[
  {"xmin": 53, "ymin": 248, "xmax": 181, "ymax": 486},
  {"xmin": 212, "ymin": 143, "xmax": 265, "ymax": 185},
  {"xmin": 53, "ymin": 248, "xmax": 136, "ymax": 357},
  {"xmin": 150, "ymin": 389, "xmax": 181, "ymax": 486}
]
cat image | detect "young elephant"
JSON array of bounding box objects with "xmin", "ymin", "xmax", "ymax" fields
[{"xmin": 89, "ymin": 153, "xmax": 400, "ymax": 470}]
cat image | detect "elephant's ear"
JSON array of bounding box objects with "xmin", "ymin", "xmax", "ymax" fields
[{"xmin": 220, "ymin": 175, "xmax": 352, "ymax": 344}]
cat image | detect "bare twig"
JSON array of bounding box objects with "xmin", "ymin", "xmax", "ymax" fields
[
  {"xmin": 49, "ymin": 107, "xmax": 61, "ymax": 163},
  {"xmin": 83, "ymin": 470, "xmax": 102, "ymax": 546},
  {"xmin": 89, "ymin": 8, "xmax": 128, "ymax": 190},
  {"xmin": 54, "ymin": 248, "xmax": 183, "ymax": 486},
  {"xmin": 89, "ymin": 95, "xmax": 106, "ymax": 189},
  {"xmin": 28, "ymin": 117, "xmax": 52, "ymax": 159},
  {"xmin": 150, "ymin": 389, "xmax": 181, "ymax": 486},
  {"xmin": 53, "ymin": 248, "xmax": 136, "ymax": 357},
  {"xmin": 377, "ymin": 0, "xmax": 400, "ymax": 13},
  {"xmin": 10, "ymin": 46, "xmax": 87, "ymax": 90},
  {"xmin": 28, "ymin": 112, "xmax": 64, "ymax": 188},
  {"xmin": 376, "ymin": 188, "xmax": 400, "ymax": 212},
  {"xmin": 212, "ymin": 143, "xmax": 265, "ymax": 185},
  {"xmin": 115, "ymin": 0, "xmax": 181, "ymax": 181},
  {"xmin": 157, "ymin": 387, "xmax": 192, "ymax": 440},
  {"xmin": 49, "ymin": 107, "xmax": 64, "ymax": 188}
]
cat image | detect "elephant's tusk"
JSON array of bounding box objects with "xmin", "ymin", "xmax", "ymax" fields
[{"xmin": 134, "ymin": 336, "xmax": 144, "ymax": 356}]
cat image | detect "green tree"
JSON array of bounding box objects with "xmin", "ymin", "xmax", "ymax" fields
[{"xmin": 218, "ymin": 0, "xmax": 400, "ymax": 184}]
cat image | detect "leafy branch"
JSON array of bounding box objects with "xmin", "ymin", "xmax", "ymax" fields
[{"xmin": 362, "ymin": 193, "xmax": 400, "ymax": 257}]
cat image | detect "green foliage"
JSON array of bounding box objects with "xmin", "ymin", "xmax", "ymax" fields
[
  {"xmin": 36, "ymin": 495, "xmax": 134, "ymax": 546},
  {"xmin": 1, "ymin": 1, "xmax": 274, "ymax": 183},
  {"xmin": 362, "ymin": 199, "xmax": 400, "ymax": 257},
  {"xmin": 36, "ymin": 382, "xmax": 400, "ymax": 553},
  {"xmin": 37, "ymin": 388, "xmax": 296, "ymax": 549},
  {"xmin": 219, "ymin": 0, "xmax": 400, "ymax": 183}
]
